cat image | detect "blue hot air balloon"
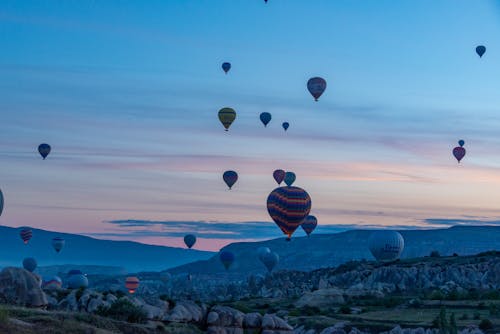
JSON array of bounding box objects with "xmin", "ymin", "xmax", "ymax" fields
[
  {"xmin": 284, "ymin": 172, "xmax": 296, "ymax": 186},
  {"xmin": 38, "ymin": 143, "xmax": 51, "ymax": 159},
  {"xmin": 301, "ymin": 215, "xmax": 317, "ymax": 236},
  {"xmin": 184, "ymin": 234, "xmax": 196, "ymax": 249},
  {"xmin": 282, "ymin": 122, "xmax": 289, "ymax": 131},
  {"xmin": 67, "ymin": 271, "xmax": 89, "ymax": 289},
  {"xmin": 260, "ymin": 112, "xmax": 272, "ymax": 127},
  {"xmin": 223, "ymin": 170, "xmax": 238, "ymax": 189},
  {"xmin": 260, "ymin": 251, "xmax": 279, "ymax": 272},
  {"xmin": 368, "ymin": 230, "xmax": 404, "ymax": 262},
  {"xmin": 222, "ymin": 62, "xmax": 231, "ymax": 74},
  {"xmin": 476, "ymin": 45, "xmax": 486, "ymax": 58},
  {"xmin": 219, "ymin": 250, "xmax": 235, "ymax": 270},
  {"xmin": 23, "ymin": 257, "xmax": 37, "ymax": 272},
  {"xmin": 307, "ymin": 77, "xmax": 327, "ymax": 101},
  {"xmin": 257, "ymin": 246, "xmax": 271, "ymax": 261},
  {"xmin": 52, "ymin": 237, "xmax": 65, "ymax": 253}
]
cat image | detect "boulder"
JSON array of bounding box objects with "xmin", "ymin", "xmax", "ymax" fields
[
  {"xmin": 0, "ymin": 267, "xmax": 47, "ymax": 307},
  {"xmin": 164, "ymin": 300, "xmax": 205, "ymax": 323},
  {"xmin": 295, "ymin": 288, "xmax": 345, "ymax": 308}
]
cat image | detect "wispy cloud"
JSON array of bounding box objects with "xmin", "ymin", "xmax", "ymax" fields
[{"xmin": 423, "ymin": 218, "xmax": 500, "ymax": 226}]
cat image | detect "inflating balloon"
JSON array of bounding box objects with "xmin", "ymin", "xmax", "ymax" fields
[
  {"xmin": 301, "ymin": 215, "xmax": 317, "ymax": 236},
  {"xmin": 476, "ymin": 45, "xmax": 486, "ymax": 58},
  {"xmin": 38, "ymin": 143, "xmax": 51, "ymax": 159},
  {"xmin": 453, "ymin": 140, "xmax": 466, "ymax": 163},
  {"xmin": 184, "ymin": 234, "xmax": 196, "ymax": 249},
  {"xmin": 20, "ymin": 228, "xmax": 33, "ymax": 244},
  {"xmin": 218, "ymin": 108, "xmax": 236, "ymax": 131},
  {"xmin": 223, "ymin": 170, "xmax": 238, "ymax": 189},
  {"xmin": 284, "ymin": 172, "xmax": 296, "ymax": 186},
  {"xmin": 307, "ymin": 77, "xmax": 327, "ymax": 101},
  {"xmin": 52, "ymin": 237, "xmax": 65, "ymax": 253},
  {"xmin": 125, "ymin": 276, "xmax": 140, "ymax": 294},
  {"xmin": 267, "ymin": 186, "xmax": 311, "ymax": 239},
  {"xmin": 368, "ymin": 230, "xmax": 404, "ymax": 262},
  {"xmin": 273, "ymin": 169, "xmax": 285, "ymax": 185},
  {"xmin": 23, "ymin": 257, "xmax": 37, "ymax": 272},
  {"xmin": 260, "ymin": 252, "xmax": 279, "ymax": 272},
  {"xmin": 282, "ymin": 122, "xmax": 289, "ymax": 131},
  {"xmin": 222, "ymin": 62, "xmax": 231, "ymax": 74},
  {"xmin": 219, "ymin": 250, "xmax": 235, "ymax": 270},
  {"xmin": 260, "ymin": 112, "xmax": 272, "ymax": 127}
]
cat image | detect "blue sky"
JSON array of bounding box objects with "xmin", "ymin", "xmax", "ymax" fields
[{"xmin": 1, "ymin": 1, "xmax": 500, "ymax": 250}]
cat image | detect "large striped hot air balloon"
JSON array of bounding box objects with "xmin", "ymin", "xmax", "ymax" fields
[
  {"xmin": 307, "ymin": 77, "xmax": 327, "ymax": 101},
  {"xmin": 38, "ymin": 143, "xmax": 51, "ymax": 159},
  {"xmin": 301, "ymin": 215, "xmax": 317, "ymax": 236},
  {"xmin": 223, "ymin": 170, "xmax": 238, "ymax": 189},
  {"xmin": 273, "ymin": 170, "xmax": 285, "ymax": 185},
  {"xmin": 219, "ymin": 250, "xmax": 235, "ymax": 270},
  {"xmin": 52, "ymin": 237, "xmax": 65, "ymax": 253},
  {"xmin": 20, "ymin": 228, "xmax": 33, "ymax": 244},
  {"xmin": 184, "ymin": 234, "xmax": 196, "ymax": 249},
  {"xmin": 368, "ymin": 230, "xmax": 404, "ymax": 262},
  {"xmin": 125, "ymin": 276, "xmax": 140, "ymax": 294},
  {"xmin": 218, "ymin": 108, "xmax": 236, "ymax": 131},
  {"xmin": 267, "ymin": 186, "xmax": 311, "ymax": 239}
]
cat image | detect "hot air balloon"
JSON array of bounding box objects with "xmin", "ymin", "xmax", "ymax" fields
[
  {"xmin": 453, "ymin": 140, "xmax": 466, "ymax": 163},
  {"xmin": 219, "ymin": 250, "xmax": 235, "ymax": 270},
  {"xmin": 52, "ymin": 237, "xmax": 65, "ymax": 253},
  {"xmin": 67, "ymin": 272, "xmax": 88, "ymax": 289},
  {"xmin": 307, "ymin": 77, "xmax": 327, "ymax": 101},
  {"xmin": 284, "ymin": 172, "xmax": 296, "ymax": 186},
  {"xmin": 257, "ymin": 246, "xmax": 271, "ymax": 261},
  {"xmin": 218, "ymin": 108, "xmax": 236, "ymax": 131},
  {"xmin": 38, "ymin": 143, "xmax": 51, "ymax": 159},
  {"xmin": 260, "ymin": 251, "xmax": 279, "ymax": 272},
  {"xmin": 260, "ymin": 112, "xmax": 272, "ymax": 127},
  {"xmin": 267, "ymin": 186, "xmax": 311, "ymax": 239},
  {"xmin": 0, "ymin": 188, "xmax": 3, "ymax": 217},
  {"xmin": 42, "ymin": 276, "xmax": 62, "ymax": 290},
  {"xmin": 282, "ymin": 122, "xmax": 289, "ymax": 131},
  {"xmin": 476, "ymin": 45, "xmax": 486, "ymax": 58},
  {"xmin": 273, "ymin": 169, "xmax": 285, "ymax": 185},
  {"xmin": 222, "ymin": 62, "xmax": 231, "ymax": 74},
  {"xmin": 368, "ymin": 230, "xmax": 404, "ymax": 262},
  {"xmin": 301, "ymin": 215, "xmax": 317, "ymax": 236},
  {"xmin": 125, "ymin": 276, "xmax": 140, "ymax": 294},
  {"xmin": 23, "ymin": 257, "xmax": 37, "ymax": 272},
  {"xmin": 184, "ymin": 234, "xmax": 196, "ymax": 249},
  {"xmin": 20, "ymin": 228, "xmax": 33, "ymax": 244},
  {"xmin": 223, "ymin": 170, "xmax": 238, "ymax": 189}
]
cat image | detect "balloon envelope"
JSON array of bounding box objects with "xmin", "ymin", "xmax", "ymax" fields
[
  {"xmin": 301, "ymin": 215, "xmax": 318, "ymax": 236},
  {"xmin": 453, "ymin": 146, "xmax": 466, "ymax": 163},
  {"xmin": 260, "ymin": 112, "xmax": 272, "ymax": 127},
  {"xmin": 261, "ymin": 252, "xmax": 279, "ymax": 272},
  {"xmin": 218, "ymin": 108, "xmax": 236, "ymax": 131},
  {"xmin": 0, "ymin": 189, "xmax": 3, "ymax": 217},
  {"xmin": 267, "ymin": 186, "xmax": 312, "ymax": 239},
  {"xmin": 68, "ymin": 274, "xmax": 88, "ymax": 289},
  {"xmin": 282, "ymin": 122, "xmax": 289, "ymax": 131},
  {"xmin": 284, "ymin": 172, "xmax": 296, "ymax": 186},
  {"xmin": 220, "ymin": 250, "xmax": 235, "ymax": 270},
  {"xmin": 458, "ymin": 140, "xmax": 465, "ymax": 147},
  {"xmin": 184, "ymin": 234, "xmax": 196, "ymax": 249},
  {"xmin": 257, "ymin": 246, "xmax": 271, "ymax": 261},
  {"xmin": 222, "ymin": 62, "xmax": 231, "ymax": 73},
  {"xmin": 307, "ymin": 77, "xmax": 327, "ymax": 101},
  {"xmin": 20, "ymin": 228, "xmax": 33, "ymax": 244},
  {"xmin": 52, "ymin": 237, "xmax": 65, "ymax": 253},
  {"xmin": 273, "ymin": 169, "xmax": 286, "ymax": 185},
  {"xmin": 125, "ymin": 276, "xmax": 140, "ymax": 294},
  {"xmin": 368, "ymin": 230, "xmax": 404, "ymax": 262},
  {"xmin": 476, "ymin": 45, "xmax": 486, "ymax": 57},
  {"xmin": 42, "ymin": 276, "xmax": 62, "ymax": 290},
  {"xmin": 23, "ymin": 257, "xmax": 37, "ymax": 272},
  {"xmin": 223, "ymin": 170, "xmax": 238, "ymax": 189},
  {"xmin": 38, "ymin": 143, "xmax": 51, "ymax": 159}
]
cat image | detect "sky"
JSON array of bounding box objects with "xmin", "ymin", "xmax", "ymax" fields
[{"xmin": 2, "ymin": 0, "xmax": 500, "ymax": 251}]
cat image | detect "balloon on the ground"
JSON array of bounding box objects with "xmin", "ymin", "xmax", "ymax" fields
[
  {"xmin": 273, "ymin": 169, "xmax": 286, "ymax": 185},
  {"xmin": 257, "ymin": 246, "xmax": 271, "ymax": 261},
  {"xmin": 453, "ymin": 140, "xmax": 466, "ymax": 163},
  {"xmin": 52, "ymin": 237, "xmax": 65, "ymax": 253},
  {"xmin": 476, "ymin": 45, "xmax": 486, "ymax": 58},
  {"xmin": 307, "ymin": 77, "xmax": 327, "ymax": 101},
  {"xmin": 368, "ymin": 230, "xmax": 404, "ymax": 262},
  {"xmin": 125, "ymin": 276, "xmax": 140, "ymax": 294},
  {"xmin": 38, "ymin": 143, "xmax": 51, "ymax": 159},
  {"xmin": 218, "ymin": 108, "xmax": 236, "ymax": 131},
  {"xmin": 267, "ymin": 186, "xmax": 312, "ymax": 239},
  {"xmin": 260, "ymin": 112, "xmax": 272, "ymax": 127},
  {"xmin": 67, "ymin": 271, "xmax": 88, "ymax": 289},
  {"xmin": 282, "ymin": 122, "xmax": 289, "ymax": 131},
  {"xmin": 20, "ymin": 228, "xmax": 33, "ymax": 244},
  {"xmin": 42, "ymin": 276, "xmax": 62, "ymax": 290},
  {"xmin": 260, "ymin": 251, "xmax": 279, "ymax": 272},
  {"xmin": 301, "ymin": 215, "xmax": 318, "ymax": 236},
  {"xmin": 222, "ymin": 62, "xmax": 231, "ymax": 74},
  {"xmin": 284, "ymin": 172, "xmax": 296, "ymax": 186},
  {"xmin": 223, "ymin": 170, "xmax": 238, "ymax": 189},
  {"xmin": 219, "ymin": 250, "xmax": 235, "ymax": 270},
  {"xmin": 23, "ymin": 257, "xmax": 37, "ymax": 272},
  {"xmin": 184, "ymin": 234, "xmax": 196, "ymax": 249}
]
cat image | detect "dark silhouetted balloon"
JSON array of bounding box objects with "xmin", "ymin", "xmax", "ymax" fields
[
  {"xmin": 282, "ymin": 122, "xmax": 289, "ymax": 131},
  {"xmin": 307, "ymin": 77, "xmax": 327, "ymax": 101},
  {"xmin": 218, "ymin": 108, "xmax": 236, "ymax": 131},
  {"xmin": 260, "ymin": 112, "xmax": 272, "ymax": 127},
  {"xmin": 284, "ymin": 172, "xmax": 296, "ymax": 186},
  {"xmin": 458, "ymin": 140, "xmax": 465, "ymax": 147},
  {"xmin": 267, "ymin": 186, "xmax": 312, "ymax": 239},
  {"xmin": 38, "ymin": 143, "xmax": 51, "ymax": 159},
  {"xmin": 23, "ymin": 257, "xmax": 37, "ymax": 272},
  {"xmin": 222, "ymin": 62, "xmax": 231, "ymax": 74},
  {"xmin": 453, "ymin": 140, "xmax": 466, "ymax": 163},
  {"xmin": 368, "ymin": 230, "xmax": 404, "ymax": 262},
  {"xmin": 257, "ymin": 246, "xmax": 271, "ymax": 261},
  {"xmin": 219, "ymin": 250, "xmax": 235, "ymax": 270},
  {"xmin": 301, "ymin": 215, "xmax": 317, "ymax": 236},
  {"xmin": 125, "ymin": 276, "xmax": 140, "ymax": 294},
  {"xmin": 260, "ymin": 251, "xmax": 279, "ymax": 272},
  {"xmin": 0, "ymin": 189, "xmax": 3, "ymax": 217},
  {"xmin": 184, "ymin": 234, "xmax": 196, "ymax": 249},
  {"xmin": 52, "ymin": 237, "xmax": 65, "ymax": 253},
  {"xmin": 273, "ymin": 169, "xmax": 285, "ymax": 185},
  {"xmin": 476, "ymin": 45, "xmax": 486, "ymax": 58},
  {"xmin": 20, "ymin": 228, "xmax": 33, "ymax": 244},
  {"xmin": 67, "ymin": 272, "xmax": 88, "ymax": 289},
  {"xmin": 223, "ymin": 170, "xmax": 238, "ymax": 189}
]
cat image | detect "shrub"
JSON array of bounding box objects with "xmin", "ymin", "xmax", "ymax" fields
[
  {"xmin": 339, "ymin": 305, "xmax": 351, "ymax": 314},
  {"xmin": 478, "ymin": 319, "xmax": 493, "ymax": 331},
  {"xmin": 430, "ymin": 251, "xmax": 441, "ymax": 258},
  {"xmin": 96, "ymin": 299, "xmax": 147, "ymax": 323},
  {"xmin": 0, "ymin": 307, "xmax": 8, "ymax": 325}
]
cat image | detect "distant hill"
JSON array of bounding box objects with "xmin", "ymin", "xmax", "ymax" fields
[
  {"xmin": 0, "ymin": 226, "xmax": 213, "ymax": 273},
  {"xmin": 167, "ymin": 225, "xmax": 500, "ymax": 276}
]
